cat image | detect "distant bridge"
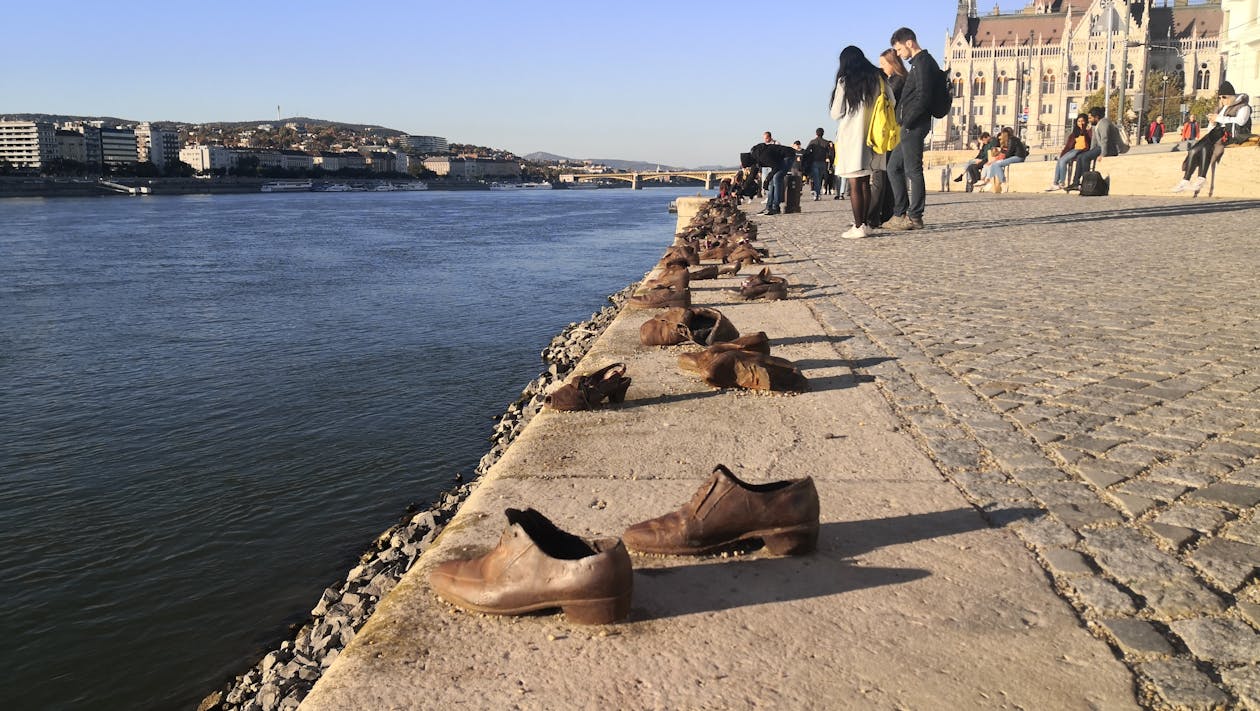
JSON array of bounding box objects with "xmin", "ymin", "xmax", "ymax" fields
[{"xmin": 562, "ymin": 170, "xmax": 737, "ymax": 190}]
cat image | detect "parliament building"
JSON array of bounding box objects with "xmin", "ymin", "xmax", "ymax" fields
[{"xmin": 932, "ymin": 0, "xmax": 1224, "ymax": 148}]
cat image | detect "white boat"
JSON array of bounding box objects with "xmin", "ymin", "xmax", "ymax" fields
[
  {"xmin": 397, "ymin": 182, "xmax": 429, "ymax": 191},
  {"xmin": 563, "ymin": 182, "xmax": 602, "ymax": 190},
  {"xmin": 489, "ymin": 182, "xmax": 554, "ymax": 190},
  {"xmin": 373, "ymin": 183, "xmax": 399, "ymax": 192},
  {"xmin": 314, "ymin": 183, "xmax": 352, "ymax": 192},
  {"xmin": 260, "ymin": 180, "xmax": 313, "ymax": 193}
]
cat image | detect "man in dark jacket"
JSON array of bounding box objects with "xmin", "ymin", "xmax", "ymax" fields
[
  {"xmin": 805, "ymin": 128, "xmax": 832, "ymax": 201},
  {"xmin": 750, "ymin": 135, "xmax": 796, "ymax": 216},
  {"xmin": 884, "ymin": 27, "xmax": 939, "ymax": 231}
]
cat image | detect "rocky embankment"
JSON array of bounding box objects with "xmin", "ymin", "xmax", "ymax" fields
[{"xmin": 198, "ymin": 287, "xmax": 633, "ymax": 711}]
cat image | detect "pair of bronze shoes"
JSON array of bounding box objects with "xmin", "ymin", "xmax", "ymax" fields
[
  {"xmin": 544, "ymin": 363, "xmax": 631, "ymax": 411},
  {"xmin": 734, "ymin": 268, "xmax": 788, "ymax": 301},
  {"xmin": 640, "ymin": 306, "xmax": 740, "ymax": 347},
  {"xmin": 428, "ymin": 465, "xmax": 819, "ymax": 625},
  {"xmin": 677, "ymin": 334, "xmax": 808, "ymax": 392}
]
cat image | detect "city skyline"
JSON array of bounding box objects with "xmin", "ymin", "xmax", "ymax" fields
[{"xmin": 0, "ymin": 1, "xmax": 979, "ymax": 167}]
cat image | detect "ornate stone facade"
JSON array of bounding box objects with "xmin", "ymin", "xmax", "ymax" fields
[{"xmin": 932, "ymin": 0, "xmax": 1224, "ymax": 148}]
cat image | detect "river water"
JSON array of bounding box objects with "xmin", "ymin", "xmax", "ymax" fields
[{"xmin": 0, "ymin": 187, "xmax": 699, "ymax": 710}]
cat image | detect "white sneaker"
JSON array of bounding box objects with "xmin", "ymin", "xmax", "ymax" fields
[
  {"xmin": 1045, "ymin": 184, "xmax": 1060, "ymax": 192},
  {"xmin": 1191, "ymin": 176, "xmax": 1207, "ymax": 191},
  {"xmin": 1172, "ymin": 179, "xmax": 1190, "ymax": 193},
  {"xmin": 841, "ymin": 224, "xmax": 867, "ymax": 239}
]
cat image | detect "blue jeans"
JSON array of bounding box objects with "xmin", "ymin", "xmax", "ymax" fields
[
  {"xmin": 765, "ymin": 156, "xmax": 792, "ymax": 212},
  {"xmin": 982, "ymin": 155, "xmax": 1024, "ymax": 183},
  {"xmin": 1071, "ymin": 147, "xmax": 1101, "ymax": 186},
  {"xmin": 1054, "ymin": 150, "xmax": 1080, "ymax": 185},
  {"xmin": 889, "ymin": 124, "xmax": 927, "ymax": 219},
  {"xmin": 809, "ymin": 162, "xmax": 826, "ymax": 198}
]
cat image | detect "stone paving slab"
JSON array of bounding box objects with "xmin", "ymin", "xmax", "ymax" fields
[
  {"xmin": 771, "ymin": 191, "xmax": 1260, "ymax": 709},
  {"xmin": 301, "ymin": 199, "xmax": 1139, "ymax": 710}
]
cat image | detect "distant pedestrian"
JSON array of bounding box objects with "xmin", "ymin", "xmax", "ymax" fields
[
  {"xmin": 805, "ymin": 128, "xmax": 832, "ymax": 201},
  {"xmin": 749, "ymin": 134, "xmax": 796, "ymax": 216},
  {"xmin": 1148, "ymin": 116, "xmax": 1165, "ymax": 144},
  {"xmin": 885, "ymin": 27, "xmax": 940, "ymax": 231},
  {"xmin": 1179, "ymin": 114, "xmax": 1200, "ymax": 149},
  {"xmin": 829, "ymin": 45, "xmax": 887, "ymax": 239}
]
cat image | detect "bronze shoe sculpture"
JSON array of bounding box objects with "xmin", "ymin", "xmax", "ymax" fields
[
  {"xmin": 623, "ymin": 465, "xmax": 819, "ymax": 556},
  {"xmin": 642, "ymin": 265, "xmax": 690, "ymax": 291},
  {"xmin": 717, "ymin": 262, "xmax": 742, "ymax": 277},
  {"xmin": 639, "ymin": 306, "xmax": 740, "ymax": 347},
  {"xmin": 735, "ymin": 268, "xmax": 788, "ymax": 301},
  {"xmin": 727, "ymin": 244, "xmax": 764, "ymax": 266},
  {"xmin": 430, "ymin": 508, "xmax": 633, "ymax": 624},
  {"xmin": 702, "ymin": 350, "xmax": 808, "ymax": 392},
  {"xmin": 676, "ymin": 332, "xmax": 771, "ymax": 373},
  {"xmin": 545, "ymin": 362, "xmax": 631, "ymax": 411},
  {"xmin": 688, "ymin": 264, "xmax": 719, "ymax": 280},
  {"xmin": 627, "ymin": 284, "xmax": 690, "ymax": 310}
]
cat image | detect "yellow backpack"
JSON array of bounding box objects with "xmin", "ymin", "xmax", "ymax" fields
[{"xmin": 866, "ymin": 77, "xmax": 900, "ymax": 154}]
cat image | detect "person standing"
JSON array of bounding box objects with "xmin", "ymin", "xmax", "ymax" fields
[
  {"xmin": 1148, "ymin": 116, "xmax": 1165, "ymax": 144},
  {"xmin": 749, "ymin": 134, "xmax": 796, "ymax": 216},
  {"xmin": 829, "ymin": 45, "xmax": 887, "ymax": 239},
  {"xmin": 806, "ymin": 128, "xmax": 832, "ymax": 201},
  {"xmin": 1179, "ymin": 114, "xmax": 1200, "ymax": 149},
  {"xmin": 869, "ymin": 49, "xmax": 908, "ymax": 225},
  {"xmin": 884, "ymin": 27, "xmax": 939, "ymax": 231}
]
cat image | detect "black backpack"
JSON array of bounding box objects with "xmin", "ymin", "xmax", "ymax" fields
[
  {"xmin": 1079, "ymin": 170, "xmax": 1109, "ymax": 197},
  {"xmin": 930, "ymin": 64, "xmax": 953, "ymax": 119}
]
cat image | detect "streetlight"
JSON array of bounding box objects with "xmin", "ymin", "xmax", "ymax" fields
[{"xmin": 1160, "ymin": 74, "xmax": 1170, "ymax": 135}]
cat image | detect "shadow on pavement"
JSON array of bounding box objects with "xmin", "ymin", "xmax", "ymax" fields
[
  {"xmin": 945, "ymin": 198, "xmax": 1260, "ymax": 232},
  {"xmin": 630, "ymin": 508, "xmax": 996, "ymax": 621}
]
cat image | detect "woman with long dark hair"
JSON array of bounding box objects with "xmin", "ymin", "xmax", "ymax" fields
[
  {"xmin": 1049, "ymin": 113, "xmax": 1090, "ymax": 191},
  {"xmin": 829, "ymin": 45, "xmax": 887, "ymax": 238}
]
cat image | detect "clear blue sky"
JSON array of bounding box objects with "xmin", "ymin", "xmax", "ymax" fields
[{"xmin": 1, "ymin": 1, "xmax": 996, "ymax": 167}]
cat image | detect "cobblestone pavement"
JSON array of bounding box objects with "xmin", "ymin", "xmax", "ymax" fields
[{"xmin": 759, "ymin": 193, "xmax": 1260, "ymax": 709}]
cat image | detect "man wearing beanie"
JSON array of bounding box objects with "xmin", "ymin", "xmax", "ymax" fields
[{"xmin": 1211, "ymin": 81, "xmax": 1252, "ymax": 145}]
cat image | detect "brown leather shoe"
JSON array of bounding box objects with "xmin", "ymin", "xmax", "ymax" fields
[
  {"xmin": 639, "ymin": 306, "xmax": 740, "ymax": 347},
  {"xmin": 545, "ymin": 362, "xmax": 631, "ymax": 411},
  {"xmin": 688, "ymin": 264, "xmax": 719, "ymax": 280},
  {"xmin": 627, "ymin": 284, "xmax": 690, "ymax": 310},
  {"xmin": 622, "ymin": 465, "xmax": 819, "ymax": 556},
  {"xmin": 677, "ymin": 332, "xmax": 771, "ymax": 373},
  {"xmin": 735, "ymin": 268, "xmax": 788, "ymax": 301},
  {"xmin": 430, "ymin": 508, "xmax": 633, "ymax": 624},
  {"xmin": 702, "ymin": 350, "xmax": 808, "ymax": 392}
]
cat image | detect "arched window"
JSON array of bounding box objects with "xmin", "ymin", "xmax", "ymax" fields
[
  {"xmin": 997, "ymin": 71, "xmax": 1009, "ymax": 96},
  {"xmin": 1196, "ymin": 63, "xmax": 1211, "ymax": 91},
  {"xmin": 1069, "ymin": 66, "xmax": 1081, "ymax": 91},
  {"xmin": 1125, "ymin": 64, "xmax": 1135, "ymax": 89},
  {"xmin": 973, "ymin": 71, "xmax": 987, "ymax": 96},
  {"xmin": 1041, "ymin": 72, "xmax": 1056, "ymax": 94},
  {"xmin": 952, "ymin": 73, "xmax": 965, "ymax": 98},
  {"xmin": 1109, "ymin": 64, "xmax": 1117, "ymax": 89},
  {"xmin": 1088, "ymin": 65, "xmax": 1099, "ymax": 90}
]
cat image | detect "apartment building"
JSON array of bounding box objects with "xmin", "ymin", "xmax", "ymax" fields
[
  {"xmin": 99, "ymin": 127, "xmax": 138, "ymax": 166},
  {"xmin": 135, "ymin": 122, "xmax": 180, "ymax": 169},
  {"xmin": 422, "ymin": 156, "xmax": 520, "ymax": 179},
  {"xmin": 399, "ymin": 134, "xmax": 448, "ymax": 154},
  {"xmin": 0, "ymin": 121, "xmax": 56, "ymax": 169}
]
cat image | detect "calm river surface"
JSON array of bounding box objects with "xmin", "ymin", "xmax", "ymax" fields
[{"xmin": 0, "ymin": 187, "xmax": 699, "ymax": 710}]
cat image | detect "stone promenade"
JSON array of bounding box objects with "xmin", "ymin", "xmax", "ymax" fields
[
  {"xmin": 772, "ymin": 192, "xmax": 1260, "ymax": 708},
  {"xmin": 301, "ymin": 192, "xmax": 1260, "ymax": 711}
]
